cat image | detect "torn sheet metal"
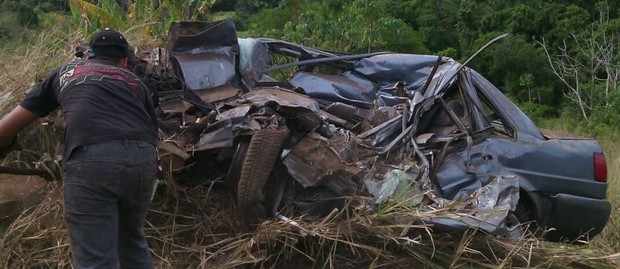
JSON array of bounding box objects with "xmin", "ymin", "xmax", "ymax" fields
[
  {"xmin": 168, "ymin": 19, "xmax": 239, "ymax": 91},
  {"xmin": 194, "ymin": 119, "xmax": 234, "ymax": 151},
  {"xmin": 420, "ymin": 174, "xmax": 520, "ymax": 237},
  {"xmin": 215, "ymin": 106, "xmax": 251, "ymax": 121},
  {"xmin": 243, "ymin": 87, "xmax": 324, "ymax": 132},
  {"xmin": 283, "ymin": 133, "xmax": 364, "ymax": 192},
  {"xmin": 289, "ymin": 71, "xmax": 376, "ymax": 108},
  {"xmin": 192, "ymin": 85, "xmax": 239, "ymax": 103},
  {"xmin": 353, "ymin": 54, "xmax": 441, "ymax": 93},
  {"xmin": 243, "ymin": 87, "xmax": 321, "ymax": 113},
  {"xmin": 171, "ymin": 51, "xmax": 237, "ymax": 90},
  {"xmin": 238, "ymin": 38, "xmax": 269, "ymax": 84}
]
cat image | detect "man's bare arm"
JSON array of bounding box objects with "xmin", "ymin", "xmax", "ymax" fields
[{"xmin": 0, "ymin": 105, "xmax": 40, "ymax": 147}]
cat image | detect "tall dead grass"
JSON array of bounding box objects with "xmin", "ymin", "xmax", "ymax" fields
[
  {"xmin": 591, "ymin": 132, "xmax": 620, "ymax": 253},
  {"xmin": 0, "ymin": 29, "xmax": 82, "ymax": 106},
  {"xmin": 1, "ymin": 179, "xmax": 618, "ymax": 268},
  {"xmin": 0, "ymin": 29, "xmax": 83, "ymax": 164}
]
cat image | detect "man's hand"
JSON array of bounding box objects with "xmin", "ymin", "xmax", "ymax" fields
[
  {"xmin": 0, "ymin": 105, "xmax": 41, "ymax": 158},
  {"xmin": 0, "ymin": 137, "xmax": 20, "ymax": 159}
]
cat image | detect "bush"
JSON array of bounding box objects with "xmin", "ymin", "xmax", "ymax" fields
[
  {"xmin": 16, "ymin": 3, "xmax": 39, "ymax": 26},
  {"xmin": 0, "ymin": 24, "xmax": 12, "ymax": 40},
  {"xmin": 518, "ymin": 101, "xmax": 556, "ymax": 124},
  {"xmin": 587, "ymin": 91, "xmax": 620, "ymax": 133},
  {"xmin": 1, "ymin": 1, "xmax": 39, "ymax": 27},
  {"xmin": 0, "ymin": 13, "xmax": 21, "ymax": 39}
]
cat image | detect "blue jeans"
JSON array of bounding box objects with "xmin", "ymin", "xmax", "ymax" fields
[{"xmin": 63, "ymin": 140, "xmax": 156, "ymax": 269}]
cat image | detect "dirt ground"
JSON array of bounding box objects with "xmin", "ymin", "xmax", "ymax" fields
[{"xmin": 0, "ymin": 174, "xmax": 48, "ymax": 229}]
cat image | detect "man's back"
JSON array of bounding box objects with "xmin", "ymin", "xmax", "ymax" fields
[
  {"xmin": 20, "ymin": 58, "xmax": 158, "ymax": 157},
  {"xmin": 57, "ymin": 59, "xmax": 157, "ymax": 156}
]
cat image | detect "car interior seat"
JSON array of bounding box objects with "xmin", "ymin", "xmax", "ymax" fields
[{"xmin": 428, "ymin": 99, "xmax": 469, "ymax": 137}]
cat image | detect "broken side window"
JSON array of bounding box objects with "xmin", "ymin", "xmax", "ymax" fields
[{"xmin": 473, "ymin": 83, "xmax": 514, "ymax": 138}]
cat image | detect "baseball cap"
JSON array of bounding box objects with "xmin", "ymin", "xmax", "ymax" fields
[{"xmin": 89, "ymin": 28, "xmax": 129, "ymax": 59}]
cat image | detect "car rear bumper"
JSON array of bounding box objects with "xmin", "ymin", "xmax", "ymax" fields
[{"xmin": 533, "ymin": 192, "xmax": 611, "ymax": 241}]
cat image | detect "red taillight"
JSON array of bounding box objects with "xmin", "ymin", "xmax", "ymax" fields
[{"xmin": 594, "ymin": 153, "xmax": 607, "ymax": 183}]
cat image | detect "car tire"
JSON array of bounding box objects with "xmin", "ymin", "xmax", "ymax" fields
[
  {"xmin": 237, "ymin": 127, "xmax": 290, "ymax": 226},
  {"xmin": 226, "ymin": 137, "xmax": 250, "ymax": 196}
]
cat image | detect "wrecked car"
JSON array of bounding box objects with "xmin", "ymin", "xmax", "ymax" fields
[{"xmin": 144, "ymin": 20, "xmax": 610, "ymax": 242}]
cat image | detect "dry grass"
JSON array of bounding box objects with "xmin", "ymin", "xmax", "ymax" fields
[
  {"xmin": 1, "ymin": 178, "xmax": 618, "ymax": 269},
  {"xmin": 0, "ymin": 30, "xmax": 82, "ymax": 106},
  {"xmin": 591, "ymin": 131, "xmax": 620, "ymax": 253},
  {"xmin": 0, "ymin": 29, "xmax": 82, "ymax": 164}
]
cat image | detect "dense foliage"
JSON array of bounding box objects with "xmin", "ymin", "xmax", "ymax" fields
[
  {"xmin": 3, "ymin": 0, "xmax": 619, "ymax": 131},
  {"xmin": 0, "ymin": 0, "xmax": 66, "ymax": 39}
]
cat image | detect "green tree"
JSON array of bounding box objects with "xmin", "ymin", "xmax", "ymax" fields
[
  {"xmin": 1, "ymin": 1, "xmax": 39, "ymax": 26},
  {"xmin": 538, "ymin": 6, "xmax": 620, "ymax": 121},
  {"xmin": 249, "ymin": 0, "xmax": 428, "ymax": 54},
  {"xmin": 212, "ymin": 0, "xmax": 236, "ymax": 11},
  {"xmin": 468, "ymin": 34, "xmax": 558, "ymax": 107},
  {"xmin": 235, "ymin": 0, "xmax": 278, "ymax": 29},
  {"xmin": 162, "ymin": 0, "xmax": 216, "ymax": 21},
  {"xmin": 67, "ymin": 0, "xmax": 216, "ymax": 41},
  {"xmin": 389, "ymin": 0, "xmax": 460, "ymax": 55}
]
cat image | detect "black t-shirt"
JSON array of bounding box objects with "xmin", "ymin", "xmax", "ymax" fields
[{"xmin": 20, "ymin": 58, "xmax": 158, "ymax": 158}]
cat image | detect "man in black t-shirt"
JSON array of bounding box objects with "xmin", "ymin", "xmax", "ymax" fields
[{"xmin": 0, "ymin": 29, "xmax": 157, "ymax": 269}]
